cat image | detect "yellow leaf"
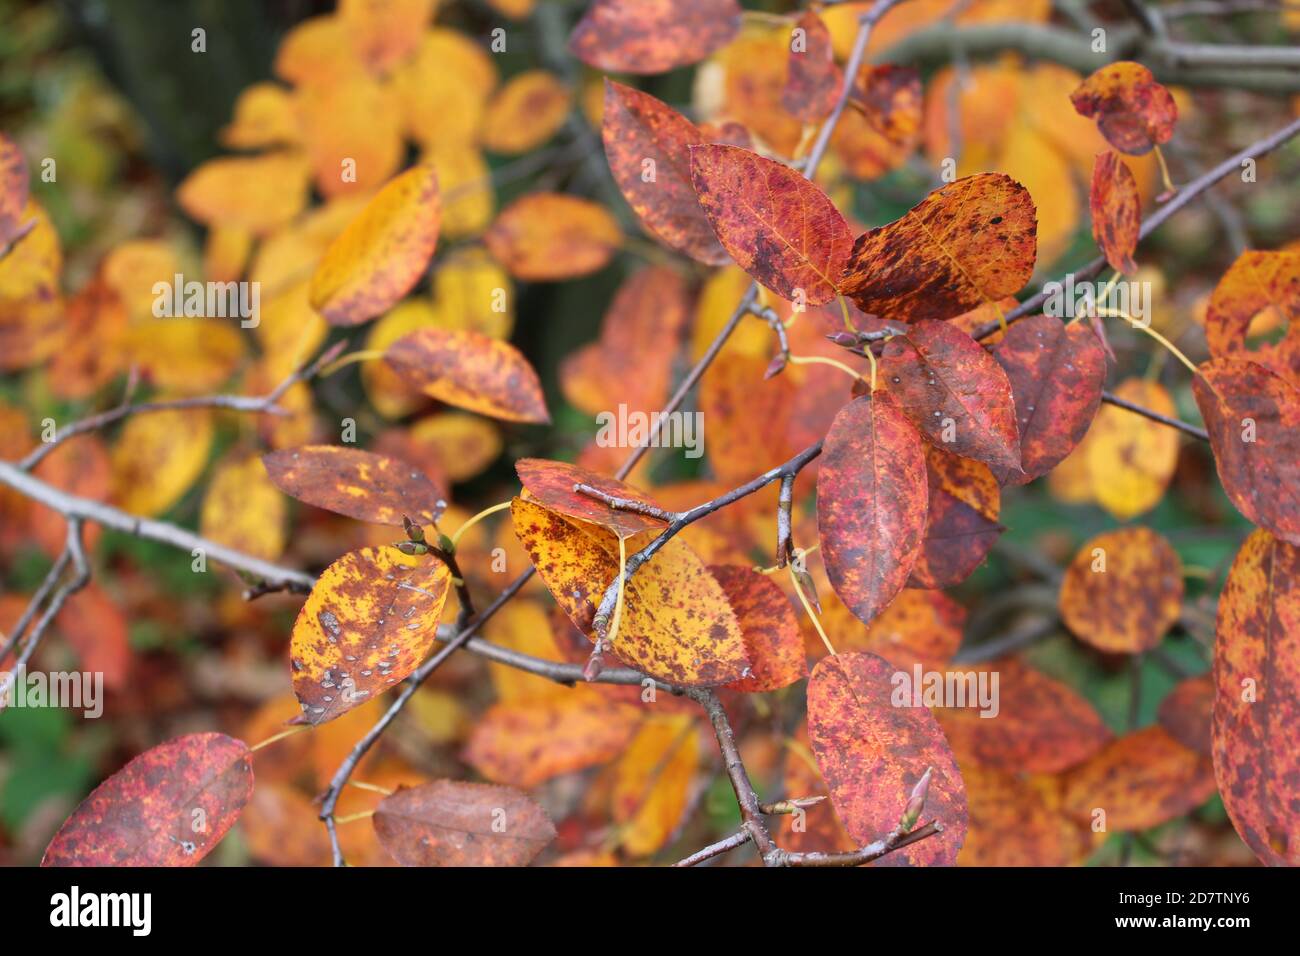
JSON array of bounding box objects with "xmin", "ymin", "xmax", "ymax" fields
[
  {"xmin": 111, "ymin": 408, "xmax": 215, "ymax": 516},
  {"xmin": 200, "ymin": 454, "xmax": 288, "ymax": 562},
  {"xmin": 1086, "ymin": 378, "xmax": 1179, "ymax": 520}
]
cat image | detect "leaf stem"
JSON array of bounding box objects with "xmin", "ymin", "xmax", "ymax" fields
[{"xmin": 450, "ymin": 500, "xmax": 512, "ymax": 548}]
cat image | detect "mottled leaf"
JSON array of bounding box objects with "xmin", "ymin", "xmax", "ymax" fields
[
  {"xmin": 1062, "ymin": 726, "xmax": 1215, "ymax": 831},
  {"xmin": 373, "ymin": 780, "xmax": 556, "ymax": 866},
  {"xmin": 817, "ymin": 392, "xmax": 929, "ymax": 626},
  {"xmin": 42, "ymin": 733, "xmax": 252, "ymax": 866},
  {"xmin": 1059, "ymin": 527, "xmax": 1184, "ymax": 654},
  {"xmin": 511, "ymin": 496, "xmax": 749, "ymax": 685},
  {"xmin": 992, "ymin": 314, "xmax": 1107, "ymax": 485},
  {"xmin": 516, "ymin": 457, "xmax": 666, "ymax": 538},
  {"xmin": 782, "ymin": 12, "xmax": 839, "ymax": 123},
  {"xmin": 1158, "ymin": 674, "xmax": 1213, "ymax": 758},
  {"xmin": 1213, "ymin": 530, "xmax": 1300, "ymax": 865},
  {"xmin": 689, "ymin": 144, "xmax": 854, "ymax": 306},
  {"xmin": 1204, "ymin": 251, "xmax": 1300, "ymax": 388},
  {"xmin": 484, "ymin": 193, "xmax": 622, "ymax": 280},
  {"xmin": 601, "ymin": 82, "xmax": 727, "ymax": 265},
  {"xmin": 569, "ymin": 0, "xmax": 741, "ymax": 75},
  {"xmin": 1192, "ymin": 358, "xmax": 1300, "ymax": 545},
  {"xmin": 308, "ymin": 164, "xmax": 441, "ymax": 326},
  {"xmin": 909, "ymin": 447, "xmax": 1002, "ymax": 588},
  {"xmin": 711, "ymin": 564, "xmax": 807, "ymax": 692},
  {"xmin": 881, "ymin": 319, "xmax": 1022, "ymax": 474},
  {"xmin": 263, "ymin": 445, "xmax": 446, "ymax": 526},
  {"xmin": 0, "ymin": 131, "xmax": 29, "ymax": 249},
  {"xmin": 611, "ymin": 714, "xmax": 699, "ymax": 856},
  {"xmin": 808, "ymin": 651, "xmax": 967, "ymax": 865},
  {"xmin": 840, "ymin": 173, "xmax": 1037, "ymax": 323},
  {"xmin": 1090, "ymin": 150, "xmax": 1140, "ymax": 274},
  {"xmin": 1070, "ymin": 61, "xmax": 1177, "ymax": 156},
  {"xmin": 385, "ymin": 327, "xmax": 550, "ymax": 424},
  {"xmin": 289, "ymin": 547, "xmax": 451, "ymax": 724},
  {"xmin": 935, "ymin": 658, "xmax": 1111, "ymax": 774}
]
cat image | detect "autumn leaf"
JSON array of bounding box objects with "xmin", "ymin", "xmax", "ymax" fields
[
  {"xmin": 807, "ymin": 651, "xmax": 968, "ymax": 865},
  {"xmin": 817, "ymin": 392, "xmax": 930, "ymax": 626},
  {"xmin": 56, "ymin": 583, "xmax": 131, "ymax": 690},
  {"xmin": 849, "ymin": 64, "xmax": 922, "ymax": 147},
  {"xmin": 1090, "ymin": 151, "xmax": 1140, "ymax": 275},
  {"xmin": 510, "ymin": 496, "xmax": 749, "ymax": 686},
  {"xmin": 839, "ymin": 173, "xmax": 1037, "ymax": 323},
  {"xmin": 829, "ymin": 587, "xmax": 965, "ymax": 671},
  {"xmin": 176, "ymin": 152, "xmax": 311, "ymax": 235},
  {"xmin": 991, "ymin": 315, "xmax": 1106, "ymax": 485},
  {"xmin": 296, "ymin": 72, "xmax": 404, "ymax": 199},
  {"xmin": 0, "ymin": 131, "xmax": 30, "ymax": 249},
  {"xmin": 909, "ymin": 446, "xmax": 1002, "ymax": 589},
  {"xmin": 481, "ymin": 71, "xmax": 572, "ymax": 155},
  {"xmin": 689, "ymin": 145, "xmax": 853, "ymax": 306},
  {"xmin": 464, "ymin": 695, "xmax": 644, "ymax": 788},
  {"xmin": 516, "ymin": 458, "xmax": 666, "ymax": 538},
  {"xmin": 561, "ymin": 264, "xmax": 693, "ymax": 416},
  {"xmin": 308, "ymin": 164, "xmax": 441, "ymax": 326},
  {"xmin": 1058, "ymin": 527, "xmax": 1184, "ymax": 654},
  {"xmin": 569, "ymin": 0, "xmax": 742, "ymax": 75},
  {"xmin": 263, "ymin": 445, "xmax": 446, "ymax": 526},
  {"xmin": 935, "ymin": 658, "xmax": 1111, "ymax": 774},
  {"xmin": 881, "ymin": 319, "xmax": 1022, "ymax": 474},
  {"xmin": 200, "ymin": 453, "xmax": 288, "ymax": 562},
  {"xmin": 611, "ymin": 713, "xmax": 700, "ymax": 856},
  {"xmin": 601, "ymin": 82, "xmax": 727, "ymax": 265},
  {"xmin": 958, "ymin": 766, "xmax": 1094, "ymax": 867},
  {"xmin": 1070, "ymin": 62, "xmax": 1177, "ymax": 156},
  {"xmin": 484, "ymin": 193, "xmax": 622, "ymax": 280},
  {"xmin": 1086, "ymin": 377, "xmax": 1179, "ymax": 521},
  {"xmin": 1203, "ymin": 250, "xmax": 1300, "ymax": 386},
  {"xmin": 373, "ymin": 780, "xmax": 556, "ymax": 866},
  {"xmin": 384, "ymin": 327, "xmax": 550, "ymax": 424},
  {"xmin": 1062, "ymin": 726, "xmax": 1215, "ymax": 832},
  {"xmin": 1158, "ymin": 674, "xmax": 1213, "ymax": 758},
  {"xmin": 1192, "ymin": 358, "xmax": 1300, "ymax": 545},
  {"xmin": 337, "ymin": 0, "xmax": 436, "ymax": 75},
  {"xmin": 711, "ymin": 564, "xmax": 807, "ymax": 692},
  {"xmin": 289, "ymin": 547, "xmax": 451, "ymax": 725},
  {"xmin": 110, "ymin": 408, "xmax": 215, "ymax": 517},
  {"xmin": 42, "ymin": 733, "xmax": 253, "ymax": 866},
  {"xmin": 1212, "ymin": 529, "xmax": 1300, "ymax": 865},
  {"xmin": 782, "ymin": 11, "xmax": 839, "ymax": 124},
  {"xmin": 220, "ymin": 82, "xmax": 300, "ymax": 150}
]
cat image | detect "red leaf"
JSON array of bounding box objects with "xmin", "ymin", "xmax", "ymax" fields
[
  {"xmin": 712, "ymin": 564, "xmax": 807, "ymax": 693},
  {"xmin": 569, "ymin": 0, "xmax": 742, "ymax": 75},
  {"xmin": 816, "ymin": 392, "xmax": 929, "ymax": 625},
  {"xmin": 689, "ymin": 144, "xmax": 854, "ymax": 306},
  {"xmin": 782, "ymin": 12, "xmax": 839, "ymax": 124},
  {"xmin": 1089, "ymin": 150, "xmax": 1140, "ymax": 275},
  {"xmin": 1070, "ymin": 61, "xmax": 1177, "ymax": 156}
]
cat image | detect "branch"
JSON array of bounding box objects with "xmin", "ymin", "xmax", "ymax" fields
[
  {"xmin": 779, "ymin": 820, "xmax": 945, "ymax": 867},
  {"xmin": 1102, "ymin": 390, "xmax": 1209, "ymax": 441}
]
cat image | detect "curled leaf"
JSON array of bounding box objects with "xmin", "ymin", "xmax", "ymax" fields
[
  {"xmin": 1089, "ymin": 150, "xmax": 1140, "ymax": 275},
  {"xmin": 1070, "ymin": 61, "xmax": 1177, "ymax": 156}
]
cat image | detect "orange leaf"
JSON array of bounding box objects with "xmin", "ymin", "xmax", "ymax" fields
[
  {"xmin": 1089, "ymin": 150, "xmax": 1140, "ymax": 274},
  {"xmin": 481, "ymin": 71, "xmax": 572, "ymax": 155},
  {"xmin": 782, "ymin": 12, "xmax": 840, "ymax": 124},
  {"xmin": 817, "ymin": 392, "xmax": 929, "ymax": 626},
  {"xmin": 601, "ymin": 82, "xmax": 728, "ymax": 265},
  {"xmin": 1070, "ymin": 61, "xmax": 1177, "ymax": 156},
  {"xmin": 385, "ymin": 327, "xmax": 550, "ymax": 424},
  {"xmin": 484, "ymin": 193, "xmax": 622, "ymax": 281},
  {"xmin": 42, "ymin": 733, "xmax": 252, "ymax": 866},
  {"xmin": 1203, "ymin": 250, "xmax": 1300, "ymax": 386},
  {"xmin": 569, "ymin": 0, "xmax": 741, "ymax": 75},
  {"xmin": 1158, "ymin": 674, "xmax": 1213, "ymax": 758},
  {"xmin": 1062, "ymin": 726, "xmax": 1215, "ymax": 831},
  {"xmin": 712, "ymin": 565, "xmax": 807, "ymax": 692},
  {"xmin": 1212, "ymin": 529, "xmax": 1300, "ymax": 865},
  {"xmin": 909, "ymin": 447, "xmax": 1002, "ymax": 589},
  {"xmin": 176, "ymin": 152, "xmax": 311, "ymax": 235},
  {"xmin": 807, "ymin": 651, "xmax": 968, "ymax": 865},
  {"xmin": 840, "ymin": 173, "xmax": 1037, "ymax": 323},
  {"xmin": 309, "ymin": 164, "xmax": 441, "ymax": 326},
  {"xmin": 263, "ymin": 445, "xmax": 445, "ymax": 526},
  {"xmin": 516, "ymin": 458, "xmax": 666, "ymax": 538},
  {"xmin": 373, "ymin": 780, "xmax": 556, "ymax": 866},
  {"xmin": 991, "ymin": 315, "xmax": 1107, "ymax": 485},
  {"xmin": 881, "ymin": 319, "xmax": 1022, "ymax": 474},
  {"xmin": 289, "ymin": 547, "xmax": 451, "ymax": 724},
  {"xmin": 689, "ymin": 145, "xmax": 853, "ymax": 306},
  {"xmin": 1192, "ymin": 358, "xmax": 1300, "ymax": 545},
  {"xmin": 1058, "ymin": 527, "xmax": 1184, "ymax": 653}
]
